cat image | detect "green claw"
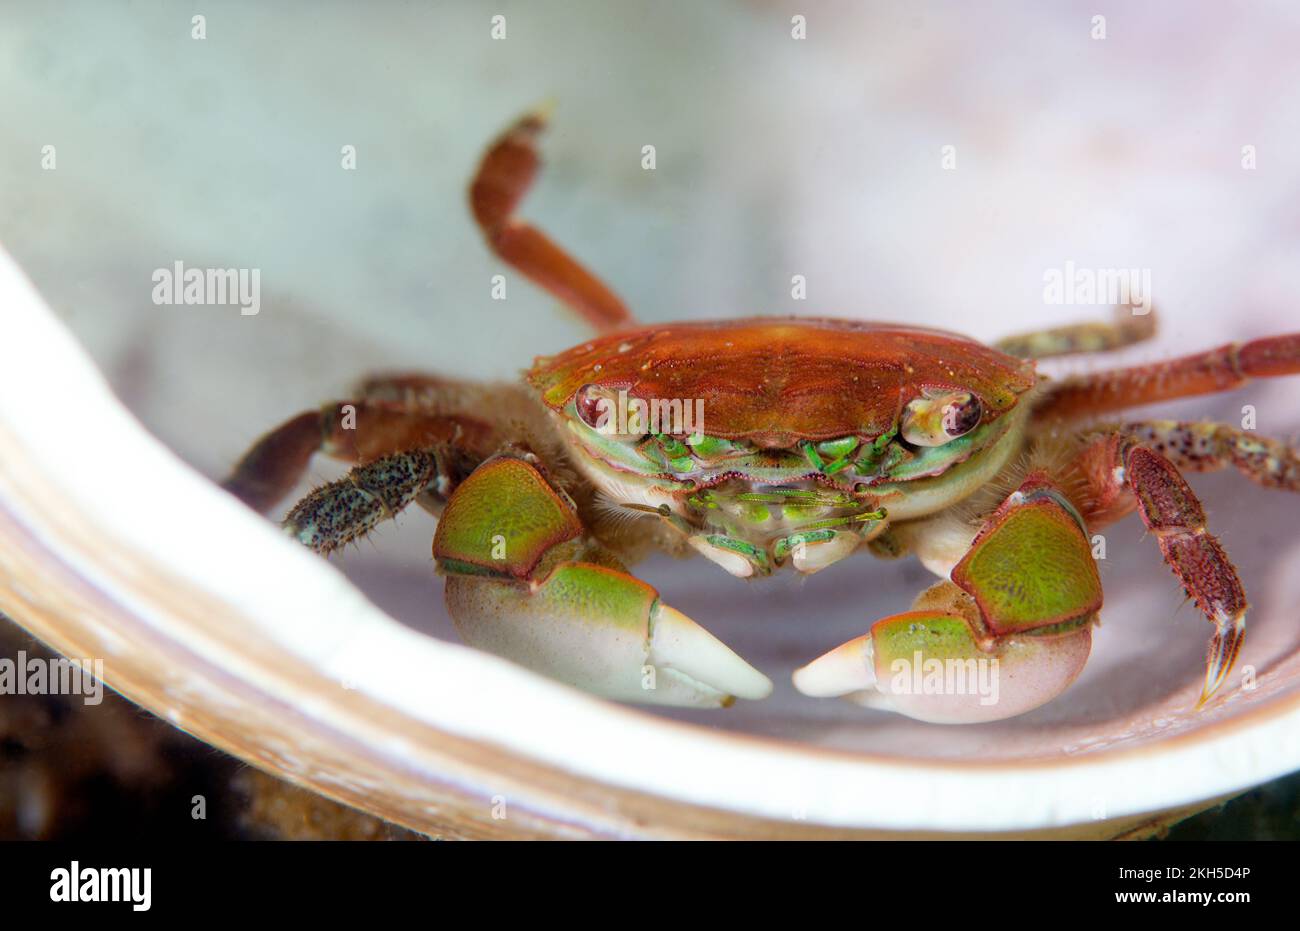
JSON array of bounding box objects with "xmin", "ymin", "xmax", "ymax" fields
[
  {"xmin": 446, "ymin": 561, "xmax": 771, "ymax": 706},
  {"xmin": 950, "ymin": 486, "xmax": 1102, "ymax": 636},
  {"xmin": 794, "ymin": 590, "xmax": 1094, "ymax": 723},
  {"xmin": 432, "ymin": 456, "xmax": 583, "ymax": 579},
  {"xmin": 435, "ymin": 456, "xmax": 773, "ymax": 706},
  {"xmin": 795, "ymin": 474, "xmax": 1103, "ymax": 723}
]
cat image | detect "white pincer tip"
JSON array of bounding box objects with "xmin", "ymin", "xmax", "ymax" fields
[
  {"xmin": 650, "ymin": 605, "xmax": 773, "ymax": 701},
  {"xmin": 792, "ymin": 634, "xmax": 877, "ymax": 698}
]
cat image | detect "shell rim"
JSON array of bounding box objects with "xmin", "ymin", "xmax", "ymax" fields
[{"xmin": 3, "ymin": 251, "xmax": 1298, "ymax": 835}]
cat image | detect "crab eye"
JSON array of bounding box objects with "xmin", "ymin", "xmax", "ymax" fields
[
  {"xmin": 942, "ymin": 394, "xmax": 982, "ymax": 438},
  {"xmin": 575, "ymin": 384, "xmax": 609, "ymax": 429},
  {"xmin": 901, "ymin": 391, "xmax": 982, "ymax": 446},
  {"xmin": 573, "ymin": 384, "xmax": 648, "ymax": 440}
]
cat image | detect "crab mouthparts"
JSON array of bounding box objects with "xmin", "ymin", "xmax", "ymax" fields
[{"xmin": 624, "ymin": 481, "xmax": 888, "ymax": 578}]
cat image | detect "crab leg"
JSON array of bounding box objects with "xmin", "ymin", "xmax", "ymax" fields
[
  {"xmin": 280, "ymin": 447, "xmax": 470, "ymax": 554},
  {"xmin": 1072, "ymin": 433, "xmax": 1248, "ymax": 704},
  {"xmin": 221, "ymin": 401, "xmax": 494, "ymax": 514},
  {"xmin": 1117, "ymin": 420, "xmax": 1300, "ymax": 492},
  {"xmin": 795, "ymin": 474, "xmax": 1101, "ymax": 723},
  {"xmin": 1034, "ymin": 332, "xmax": 1300, "ymax": 422},
  {"xmin": 470, "ymin": 110, "xmax": 635, "ymax": 333},
  {"xmin": 995, "ymin": 304, "xmax": 1156, "ymax": 360},
  {"xmin": 433, "ymin": 455, "xmax": 771, "ymax": 707}
]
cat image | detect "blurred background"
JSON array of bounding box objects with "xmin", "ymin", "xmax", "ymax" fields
[{"xmin": 2, "ymin": 0, "xmax": 1299, "ymax": 837}]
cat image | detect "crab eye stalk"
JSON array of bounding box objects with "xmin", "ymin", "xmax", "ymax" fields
[{"xmin": 901, "ymin": 391, "xmax": 983, "ymax": 446}]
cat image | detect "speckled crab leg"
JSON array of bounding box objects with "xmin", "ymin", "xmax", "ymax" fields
[
  {"xmin": 1072, "ymin": 432, "xmax": 1249, "ymax": 706},
  {"xmin": 280, "ymin": 448, "xmax": 462, "ymax": 555},
  {"xmin": 794, "ymin": 473, "xmax": 1101, "ymax": 723},
  {"xmin": 1115, "ymin": 420, "xmax": 1300, "ymax": 493},
  {"xmin": 470, "ymin": 110, "xmax": 636, "ymax": 333},
  {"xmin": 432, "ymin": 454, "xmax": 771, "ymax": 707}
]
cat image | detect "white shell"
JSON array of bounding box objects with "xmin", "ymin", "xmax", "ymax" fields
[{"xmin": 3, "ymin": 247, "xmax": 1300, "ymax": 838}]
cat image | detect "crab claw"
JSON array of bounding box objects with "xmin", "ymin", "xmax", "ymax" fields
[
  {"xmin": 432, "ymin": 454, "xmax": 770, "ymax": 707},
  {"xmin": 651, "ymin": 603, "xmax": 774, "ymax": 703},
  {"xmin": 793, "ymin": 601, "xmax": 1092, "ymax": 724},
  {"xmin": 800, "ymin": 477, "xmax": 1103, "ymax": 723},
  {"xmin": 446, "ymin": 564, "xmax": 772, "ymax": 708}
]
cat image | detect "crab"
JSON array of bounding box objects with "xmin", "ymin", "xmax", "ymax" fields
[{"xmin": 222, "ymin": 112, "xmax": 1300, "ymax": 723}]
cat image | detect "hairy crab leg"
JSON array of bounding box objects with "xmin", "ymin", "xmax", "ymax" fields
[
  {"xmin": 1116, "ymin": 420, "xmax": 1300, "ymax": 492},
  {"xmin": 282, "ymin": 447, "xmax": 462, "ymax": 554},
  {"xmin": 1072, "ymin": 433, "xmax": 1248, "ymax": 705},
  {"xmin": 1033, "ymin": 332, "xmax": 1300, "ymax": 422},
  {"xmin": 995, "ymin": 304, "xmax": 1157, "ymax": 360},
  {"xmin": 221, "ymin": 401, "xmax": 495, "ymax": 514},
  {"xmin": 795, "ymin": 473, "xmax": 1101, "ymax": 723},
  {"xmin": 433, "ymin": 454, "xmax": 771, "ymax": 707},
  {"xmin": 470, "ymin": 110, "xmax": 635, "ymax": 333}
]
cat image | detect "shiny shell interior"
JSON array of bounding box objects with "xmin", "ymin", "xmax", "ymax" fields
[{"xmin": 4, "ymin": 3, "xmax": 1300, "ymax": 836}]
